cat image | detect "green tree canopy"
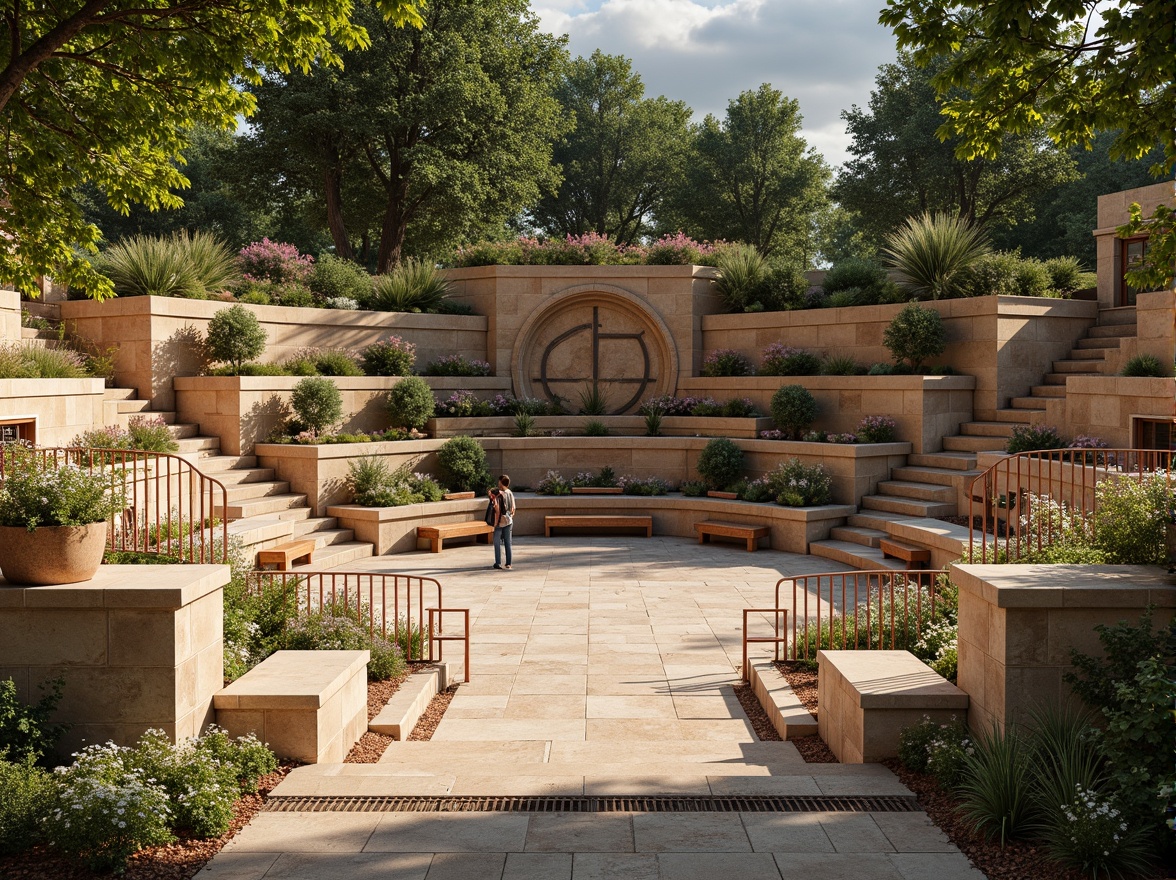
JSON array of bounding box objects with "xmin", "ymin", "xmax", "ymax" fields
[
  {"xmin": 835, "ymin": 55, "xmax": 1077, "ymax": 253},
  {"xmin": 880, "ymin": 0, "xmax": 1175, "ymax": 285},
  {"xmin": 666, "ymin": 84, "xmax": 830, "ymax": 263},
  {"xmin": 0, "ymin": 0, "xmax": 423, "ymax": 297},
  {"xmin": 531, "ymin": 51, "xmax": 692, "ymax": 247},
  {"xmin": 242, "ymin": 0, "xmax": 569, "ymax": 272}
]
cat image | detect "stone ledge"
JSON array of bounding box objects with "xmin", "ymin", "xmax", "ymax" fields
[
  {"xmin": 214, "ymin": 650, "xmax": 370, "ymax": 710},
  {"xmin": 0, "ymin": 564, "xmax": 230, "ymax": 609},
  {"xmin": 950, "ymin": 563, "xmax": 1176, "ymax": 609},
  {"xmin": 747, "ymin": 660, "xmax": 817, "ymax": 740},
  {"xmin": 370, "ymin": 664, "xmax": 450, "ymax": 739},
  {"xmin": 818, "ymin": 650, "xmax": 969, "ymax": 711}
]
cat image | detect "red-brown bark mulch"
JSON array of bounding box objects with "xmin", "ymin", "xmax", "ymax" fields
[
  {"xmin": 773, "ymin": 661, "xmax": 838, "ymax": 763},
  {"xmin": 732, "ymin": 680, "xmax": 783, "ymax": 742},
  {"xmin": 345, "ymin": 667, "xmax": 457, "ymax": 762},
  {"xmin": 0, "ymin": 763, "xmax": 296, "ymax": 880},
  {"xmin": 407, "ymin": 685, "xmax": 457, "ymax": 741}
]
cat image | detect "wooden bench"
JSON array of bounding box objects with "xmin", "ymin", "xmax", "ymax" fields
[
  {"xmin": 817, "ymin": 650, "xmax": 968, "ymax": 763},
  {"xmin": 545, "ymin": 515, "xmax": 653, "ymax": 538},
  {"xmin": 256, "ymin": 539, "xmax": 316, "ymax": 571},
  {"xmin": 213, "ymin": 650, "xmax": 369, "ymax": 763},
  {"xmin": 879, "ymin": 537, "xmax": 931, "ymax": 568},
  {"xmin": 417, "ymin": 521, "xmax": 494, "ymax": 553},
  {"xmin": 694, "ymin": 520, "xmax": 770, "ymax": 552}
]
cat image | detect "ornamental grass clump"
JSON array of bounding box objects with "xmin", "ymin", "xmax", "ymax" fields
[
  {"xmin": 369, "ymin": 260, "xmax": 453, "ymax": 313},
  {"xmin": 1120, "ymin": 353, "xmax": 1171, "ymax": 377},
  {"xmin": 883, "ymin": 212, "xmax": 990, "ymax": 300},
  {"xmin": 99, "ymin": 231, "xmax": 239, "ymax": 298},
  {"xmin": 957, "ymin": 722, "xmax": 1035, "ymax": 847},
  {"xmin": 0, "ymin": 446, "xmax": 125, "ymax": 531}
]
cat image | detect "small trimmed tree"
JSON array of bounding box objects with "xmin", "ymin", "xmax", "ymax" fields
[
  {"xmin": 291, "ymin": 377, "xmax": 343, "ymax": 433},
  {"xmin": 206, "ymin": 305, "xmax": 267, "ymax": 373},
  {"xmin": 696, "ymin": 438, "xmax": 744, "ymax": 490},
  {"xmin": 437, "ymin": 436, "xmax": 491, "ymax": 492},
  {"xmin": 386, "ymin": 376, "xmax": 436, "ymax": 430},
  {"xmin": 883, "ymin": 303, "xmax": 946, "ymax": 372},
  {"xmin": 770, "ymin": 385, "xmax": 819, "ymax": 440}
]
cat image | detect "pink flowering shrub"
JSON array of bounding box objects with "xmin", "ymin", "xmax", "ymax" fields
[
  {"xmin": 855, "ymin": 415, "xmax": 898, "ymax": 443},
  {"xmin": 701, "ymin": 349, "xmax": 754, "ymax": 377},
  {"xmin": 238, "ymin": 240, "xmax": 314, "ymax": 285}
]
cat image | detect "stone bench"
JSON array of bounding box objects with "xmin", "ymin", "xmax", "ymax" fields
[
  {"xmin": 213, "ymin": 650, "xmax": 368, "ymax": 764},
  {"xmin": 817, "ymin": 649, "xmax": 968, "ymax": 763},
  {"xmin": 416, "ymin": 521, "xmax": 494, "ymax": 552},
  {"xmin": 544, "ymin": 515, "xmax": 653, "ymax": 538},
  {"xmin": 256, "ymin": 539, "xmax": 316, "ymax": 571},
  {"xmin": 694, "ymin": 520, "xmax": 770, "ymax": 551}
]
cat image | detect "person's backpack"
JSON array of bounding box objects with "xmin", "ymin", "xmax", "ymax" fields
[{"xmin": 483, "ymin": 494, "xmax": 498, "ymax": 526}]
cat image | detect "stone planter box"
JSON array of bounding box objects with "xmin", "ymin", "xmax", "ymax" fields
[
  {"xmin": 427, "ymin": 415, "xmax": 774, "ymax": 439},
  {"xmin": 678, "ymin": 375, "xmax": 976, "ymax": 454},
  {"xmin": 256, "ymin": 435, "xmax": 912, "ymax": 515},
  {"xmin": 329, "ymin": 492, "xmax": 856, "ymax": 556},
  {"xmin": 176, "ymin": 375, "xmax": 509, "ymax": 456}
]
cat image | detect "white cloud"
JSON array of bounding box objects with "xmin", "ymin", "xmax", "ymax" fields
[{"xmin": 533, "ymin": 0, "xmax": 898, "ymax": 169}]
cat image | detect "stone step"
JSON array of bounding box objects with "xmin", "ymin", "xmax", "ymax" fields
[
  {"xmin": 1043, "ymin": 373, "xmax": 1074, "ymax": 385},
  {"xmin": 943, "ymin": 434, "xmax": 1008, "ymax": 453},
  {"xmin": 890, "ymin": 465, "xmax": 982, "ymax": 488},
  {"xmin": 1088, "ymin": 323, "xmax": 1136, "ymax": 337},
  {"xmin": 960, "ymin": 421, "xmax": 1018, "ymax": 438},
  {"xmin": 303, "ymin": 528, "xmax": 358, "ymax": 550},
  {"xmin": 992, "ymin": 409, "xmax": 1036, "ymax": 423},
  {"xmin": 167, "ymin": 423, "xmax": 199, "ymax": 440},
  {"xmin": 829, "ymin": 526, "xmax": 888, "ymax": 549},
  {"xmin": 175, "ymin": 435, "xmax": 220, "ymax": 453},
  {"xmin": 102, "ymin": 387, "xmax": 137, "ymax": 401},
  {"xmin": 218, "ymin": 493, "xmax": 309, "ymax": 520},
  {"xmin": 809, "ymin": 540, "xmax": 906, "ymax": 571},
  {"xmin": 906, "ymin": 452, "xmax": 977, "ymax": 471},
  {"xmin": 191, "ymin": 454, "xmax": 258, "ymax": 472},
  {"xmin": 1067, "ymin": 347, "xmax": 1108, "ymax": 360},
  {"xmin": 1073, "ymin": 336, "xmax": 1122, "ymax": 350},
  {"xmin": 860, "ymin": 494, "xmax": 955, "ymax": 518},
  {"xmin": 876, "ymin": 480, "xmax": 953, "ymax": 503},
  {"xmin": 227, "ymin": 516, "xmax": 295, "ymax": 548},
  {"xmin": 1094, "ymin": 308, "xmax": 1136, "ymax": 327},
  {"xmin": 277, "ymin": 506, "xmax": 313, "ymax": 523},
  {"xmin": 212, "ymin": 467, "xmax": 278, "ymax": 486},
  {"xmin": 289, "ymin": 516, "xmax": 342, "ymax": 538},
  {"xmin": 291, "ymin": 540, "xmax": 374, "ymax": 571},
  {"xmin": 1051, "ymin": 359, "xmax": 1103, "ymax": 374},
  {"xmin": 223, "ymin": 480, "xmax": 293, "ymax": 503},
  {"xmin": 116, "ymin": 399, "xmax": 152, "ymax": 414},
  {"xmin": 1009, "ymin": 397, "xmax": 1048, "ymax": 411},
  {"xmin": 1030, "ymin": 384, "xmax": 1067, "ymax": 398}
]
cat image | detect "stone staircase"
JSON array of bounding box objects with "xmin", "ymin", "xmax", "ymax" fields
[{"xmin": 100, "ymin": 388, "xmax": 374, "ymax": 571}]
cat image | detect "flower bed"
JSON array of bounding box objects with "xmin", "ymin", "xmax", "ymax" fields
[{"xmin": 427, "ymin": 415, "xmax": 775, "ymax": 439}]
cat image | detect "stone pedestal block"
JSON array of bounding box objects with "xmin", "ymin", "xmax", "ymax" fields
[
  {"xmin": 213, "ymin": 650, "xmax": 369, "ymax": 764},
  {"xmin": 817, "ymin": 650, "xmax": 968, "ymax": 763},
  {"xmin": 951, "ymin": 563, "xmax": 1175, "ymax": 732},
  {"xmin": 0, "ymin": 564, "xmax": 229, "ymax": 755}
]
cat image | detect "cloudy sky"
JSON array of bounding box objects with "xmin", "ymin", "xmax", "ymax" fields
[{"xmin": 532, "ymin": 0, "xmax": 901, "ymax": 171}]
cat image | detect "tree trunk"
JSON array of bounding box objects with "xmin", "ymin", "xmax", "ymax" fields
[
  {"xmin": 322, "ymin": 167, "xmax": 353, "ymax": 260},
  {"xmin": 376, "ymin": 196, "xmax": 408, "ymax": 273}
]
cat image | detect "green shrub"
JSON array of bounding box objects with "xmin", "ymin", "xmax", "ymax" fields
[
  {"xmin": 386, "ymin": 376, "xmax": 435, "ymax": 430},
  {"xmin": 310, "ymin": 254, "xmax": 373, "ymax": 303},
  {"xmin": 619, "ymin": 475, "xmax": 669, "ymax": 496},
  {"xmin": 826, "ymin": 288, "xmax": 865, "ymax": 309},
  {"xmin": 436, "ymin": 436, "xmax": 490, "ymax": 493},
  {"xmin": 767, "ymin": 457, "xmax": 833, "ymax": 506},
  {"xmin": 680, "ymin": 480, "xmax": 707, "ymax": 497},
  {"xmin": 898, "ymin": 715, "xmax": 950, "ymax": 773},
  {"xmin": 194, "ymin": 727, "xmax": 278, "ymax": 793},
  {"xmin": 957, "ymin": 723, "xmax": 1035, "ymax": 846},
  {"xmin": 714, "ymin": 244, "xmax": 770, "ymax": 312},
  {"xmin": 925, "ymin": 722, "xmax": 975, "ymax": 789},
  {"xmin": 701, "ymin": 349, "xmax": 754, "ymax": 377},
  {"xmin": 283, "ymin": 347, "xmax": 363, "ymax": 377},
  {"xmin": 884, "ymin": 303, "xmax": 946, "ymax": 371},
  {"xmin": 368, "ymin": 259, "xmax": 453, "ymax": 312},
  {"xmin": 583, "ymin": 420, "xmax": 609, "ymax": 436},
  {"xmin": 1121, "ymin": 353, "xmax": 1171, "ymax": 377},
  {"xmin": 823, "ymin": 258, "xmax": 889, "ymax": 300},
  {"xmin": 423, "ymin": 354, "xmax": 492, "ymax": 377},
  {"xmin": 821, "ymin": 354, "xmax": 864, "ymax": 376},
  {"xmin": 291, "ymin": 377, "xmax": 343, "ymax": 433},
  {"xmin": 769, "ymin": 385, "xmax": 818, "ymax": 439},
  {"xmin": 282, "ymin": 611, "xmax": 407, "ymax": 680},
  {"xmin": 1040, "ymin": 786, "xmax": 1153, "ymax": 879},
  {"xmin": 1042, "ymin": 256, "xmax": 1086, "ymax": 293},
  {"xmin": 536, "ymin": 470, "xmax": 571, "ymax": 495},
  {"xmin": 721, "ymin": 397, "xmax": 759, "ymax": 418},
  {"xmin": 0, "ymin": 342, "xmax": 89, "ymax": 379},
  {"xmin": 127, "ymin": 415, "xmax": 180, "ymax": 452},
  {"xmin": 1005, "ymin": 424, "xmax": 1066, "ymax": 454},
  {"xmin": 360, "ymin": 337, "xmax": 416, "ymax": 376},
  {"xmin": 762, "ymin": 262, "xmax": 808, "ymax": 310},
  {"xmin": 127, "ymin": 729, "xmax": 238, "ymax": 837},
  {"xmin": 961, "ymin": 251, "xmax": 1052, "ymax": 298},
  {"xmin": 206, "ymin": 304, "xmax": 267, "ymax": 373},
  {"xmin": 98, "ymin": 231, "xmax": 238, "ymax": 298},
  {"xmin": 738, "ymin": 476, "xmax": 774, "ymax": 503},
  {"xmin": 883, "ymin": 212, "xmax": 990, "ymax": 300},
  {"xmin": 1089, "ymin": 473, "xmax": 1171, "ymax": 565},
  {"xmin": 347, "ymin": 457, "xmax": 443, "ymax": 506},
  {"xmin": 855, "ymin": 415, "xmax": 898, "ymax": 443},
  {"xmin": 0, "ymin": 756, "xmax": 54, "ymax": 854},
  {"xmin": 696, "ymin": 438, "xmax": 744, "ymax": 490},
  {"xmin": 759, "ymin": 343, "xmax": 820, "ymax": 376}
]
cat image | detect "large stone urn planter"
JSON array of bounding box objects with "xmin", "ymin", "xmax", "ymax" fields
[{"xmin": 0, "ymin": 522, "xmax": 108, "ymax": 585}]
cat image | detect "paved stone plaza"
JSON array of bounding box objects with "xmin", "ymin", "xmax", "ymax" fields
[{"xmin": 200, "ymin": 537, "xmax": 984, "ymax": 879}]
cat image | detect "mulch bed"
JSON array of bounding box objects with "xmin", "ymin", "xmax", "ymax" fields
[
  {"xmin": 734, "ymin": 663, "xmax": 837, "ymax": 763},
  {"xmin": 345, "ymin": 667, "xmax": 458, "ymax": 763},
  {"xmin": 774, "ymin": 661, "xmax": 838, "ymax": 763},
  {"xmin": 0, "ymin": 763, "xmax": 297, "ymax": 880},
  {"xmin": 732, "ymin": 680, "xmax": 782, "ymax": 742}
]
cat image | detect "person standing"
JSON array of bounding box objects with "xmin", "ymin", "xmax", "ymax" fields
[{"xmin": 492, "ymin": 474, "xmax": 516, "ymax": 570}]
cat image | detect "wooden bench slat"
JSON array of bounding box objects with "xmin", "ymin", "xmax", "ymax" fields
[
  {"xmin": 694, "ymin": 520, "xmax": 770, "ymax": 552},
  {"xmin": 879, "ymin": 538, "xmax": 931, "ymax": 567},
  {"xmin": 257, "ymin": 539, "xmax": 316, "ymax": 571},
  {"xmin": 544, "ymin": 515, "xmax": 652, "ymax": 538},
  {"xmin": 416, "ymin": 522, "xmax": 494, "ymax": 553}
]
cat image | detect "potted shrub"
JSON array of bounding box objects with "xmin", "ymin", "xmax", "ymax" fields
[{"xmin": 0, "ymin": 447, "xmax": 125, "ymax": 584}]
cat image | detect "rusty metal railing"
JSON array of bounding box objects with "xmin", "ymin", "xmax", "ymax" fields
[
  {"xmin": 248, "ymin": 570, "xmax": 470, "ymax": 679},
  {"xmin": 738, "ymin": 570, "xmax": 949, "ymax": 674},
  {"xmin": 966, "ymin": 449, "xmax": 1174, "ymax": 563},
  {"xmin": 0, "ymin": 445, "xmax": 229, "ymax": 564}
]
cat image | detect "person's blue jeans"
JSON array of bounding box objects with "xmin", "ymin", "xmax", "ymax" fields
[{"xmin": 494, "ymin": 524, "xmax": 513, "ymax": 566}]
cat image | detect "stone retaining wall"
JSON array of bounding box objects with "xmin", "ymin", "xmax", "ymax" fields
[
  {"xmin": 0, "ymin": 377, "xmax": 107, "ymax": 446},
  {"xmin": 0, "ymin": 288, "xmax": 19, "ymax": 343}
]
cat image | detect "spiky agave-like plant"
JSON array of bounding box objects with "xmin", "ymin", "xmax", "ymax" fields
[{"xmin": 882, "ymin": 212, "xmax": 990, "ymax": 300}]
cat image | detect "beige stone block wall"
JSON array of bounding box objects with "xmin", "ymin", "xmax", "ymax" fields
[
  {"xmin": 176, "ymin": 375, "xmax": 510, "ymax": 456},
  {"xmin": 0, "ymin": 378, "xmax": 107, "ymax": 446},
  {"xmin": 0, "ymin": 289, "xmax": 20, "ymax": 343},
  {"xmin": 1047, "ymin": 375, "xmax": 1176, "ymax": 447},
  {"xmin": 330, "ymin": 493, "xmax": 855, "ymax": 556},
  {"xmin": 259, "ymin": 435, "xmax": 911, "ymax": 515},
  {"xmin": 951, "ymin": 563, "xmax": 1175, "ymax": 732},
  {"xmin": 1094, "ymin": 182, "xmax": 1175, "ymax": 310},
  {"xmin": 1100, "ymin": 289, "xmax": 1175, "ymax": 375},
  {"xmin": 60, "ymin": 296, "xmax": 491, "ymax": 411},
  {"xmin": 0, "ymin": 564, "xmax": 228, "ymax": 755},
  {"xmin": 817, "ymin": 650, "xmax": 968, "ymax": 763},
  {"xmin": 700, "ymin": 296, "xmax": 1096, "ymax": 421}
]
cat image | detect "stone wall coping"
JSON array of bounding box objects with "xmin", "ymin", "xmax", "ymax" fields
[
  {"xmin": 678, "ymin": 375, "xmax": 977, "ymax": 391},
  {"xmin": 817, "ymin": 650, "xmax": 969, "ymax": 709},
  {"xmin": 0, "ymin": 378, "xmax": 106, "ymax": 397},
  {"xmin": 327, "ymin": 492, "xmax": 857, "ymax": 524},
  {"xmin": 59, "ymin": 294, "xmax": 487, "ymax": 330},
  {"xmin": 0, "ymin": 564, "xmax": 230, "ymax": 609},
  {"xmin": 950, "ymin": 563, "xmax": 1176, "ymax": 609},
  {"xmin": 442, "ymin": 265, "xmax": 719, "ymax": 280},
  {"xmin": 213, "ymin": 649, "xmax": 370, "ymax": 710},
  {"xmin": 747, "ymin": 660, "xmax": 817, "ymax": 740},
  {"xmin": 175, "ymin": 375, "xmax": 509, "ymax": 391},
  {"xmin": 1061, "ymin": 375, "xmax": 1176, "ymax": 395}
]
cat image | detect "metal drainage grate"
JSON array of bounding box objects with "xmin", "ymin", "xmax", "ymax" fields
[{"xmin": 264, "ymin": 795, "xmax": 920, "ymax": 814}]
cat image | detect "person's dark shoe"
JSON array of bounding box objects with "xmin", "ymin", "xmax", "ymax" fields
[{"xmin": 491, "ymin": 564, "xmax": 503, "ymax": 570}]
